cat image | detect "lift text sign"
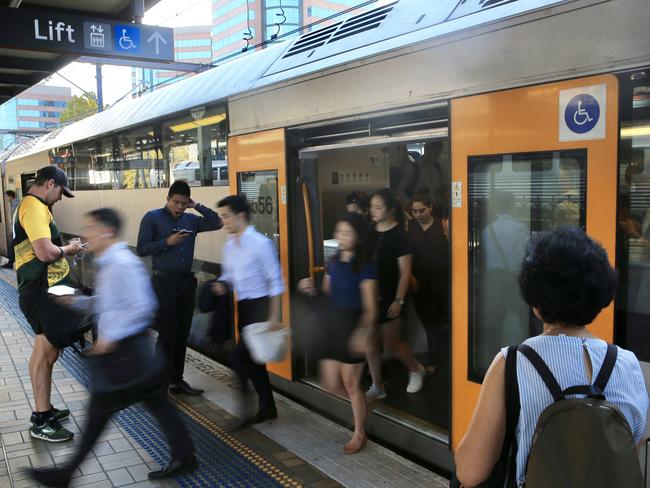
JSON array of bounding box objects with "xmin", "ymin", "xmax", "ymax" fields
[{"xmin": 0, "ymin": 7, "xmax": 174, "ymax": 62}]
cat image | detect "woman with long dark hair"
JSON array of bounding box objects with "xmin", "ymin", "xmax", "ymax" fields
[
  {"xmin": 298, "ymin": 212, "xmax": 378, "ymax": 454},
  {"xmin": 366, "ymin": 188, "xmax": 425, "ymax": 402}
]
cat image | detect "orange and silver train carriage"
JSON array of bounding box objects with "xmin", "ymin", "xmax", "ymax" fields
[{"xmin": 1, "ymin": 0, "xmax": 649, "ymax": 475}]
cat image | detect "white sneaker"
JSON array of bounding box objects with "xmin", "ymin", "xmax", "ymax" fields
[
  {"xmin": 365, "ymin": 384, "xmax": 387, "ymax": 402},
  {"xmin": 406, "ymin": 366, "xmax": 425, "ymax": 393}
]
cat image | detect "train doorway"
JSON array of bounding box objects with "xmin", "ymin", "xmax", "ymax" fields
[{"xmin": 289, "ymin": 104, "xmax": 452, "ymax": 440}]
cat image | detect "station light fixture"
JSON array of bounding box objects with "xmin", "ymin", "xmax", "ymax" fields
[{"xmin": 169, "ymin": 113, "xmax": 226, "ymax": 133}]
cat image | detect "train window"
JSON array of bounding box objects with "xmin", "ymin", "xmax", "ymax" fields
[
  {"xmin": 52, "ymin": 107, "xmax": 228, "ymax": 191},
  {"xmin": 64, "ymin": 128, "xmax": 165, "ymax": 190},
  {"xmin": 615, "ymin": 73, "xmax": 650, "ymax": 361},
  {"xmin": 164, "ymin": 107, "xmax": 228, "ymax": 187},
  {"xmin": 468, "ymin": 150, "xmax": 587, "ymax": 381}
]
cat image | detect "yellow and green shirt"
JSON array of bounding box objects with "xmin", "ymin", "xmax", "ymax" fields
[{"xmin": 14, "ymin": 195, "xmax": 70, "ymax": 291}]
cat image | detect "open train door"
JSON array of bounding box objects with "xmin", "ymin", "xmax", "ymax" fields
[
  {"xmin": 449, "ymin": 75, "xmax": 620, "ymax": 449},
  {"xmin": 227, "ymin": 128, "xmax": 292, "ymax": 380}
]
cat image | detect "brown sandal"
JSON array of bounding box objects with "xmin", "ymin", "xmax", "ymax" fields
[{"xmin": 343, "ymin": 435, "xmax": 367, "ymax": 454}]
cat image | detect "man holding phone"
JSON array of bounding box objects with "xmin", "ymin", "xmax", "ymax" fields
[{"xmin": 137, "ymin": 180, "xmax": 222, "ymax": 395}]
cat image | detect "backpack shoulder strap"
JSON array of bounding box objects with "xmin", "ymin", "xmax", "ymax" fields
[
  {"xmin": 593, "ymin": 343, "xmax": 618, "ymax": 393},
  {"xmin": 502, "ymin": 345, "xmax": 521, "ymax": 486},
  {"xmin": 518, "ymin": 344, "xmax": 564, "ymax": 401},
  {"xmin": 505, "ymin": 345, "xmax": 520, "ymax": 440}
]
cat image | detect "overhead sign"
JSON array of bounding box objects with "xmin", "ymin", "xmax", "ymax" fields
[
  {"xmin": 559, "ymin": 84, "xmax": 607, "ymax": 142},
  {"xmin": 0, "ymin": 7, "xmax": 174, "ymax": 62}
]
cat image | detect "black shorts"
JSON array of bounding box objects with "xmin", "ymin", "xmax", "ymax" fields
[
  {"xmin": 19, "ymin": 284, "xmax": 48, "ymax": 335},
  {"xmin": 19, "ymin": 282, "xmax": 89, "ymax": 348}
]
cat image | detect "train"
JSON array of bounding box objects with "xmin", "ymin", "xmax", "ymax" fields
[{"xmin": 2, "ymin": 0, "xmax": 649, "ymax": 474}]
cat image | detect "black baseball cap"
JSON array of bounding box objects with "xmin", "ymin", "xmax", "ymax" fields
[{"xmin": 36, "ymin": 166, "xmax": 74, "ymax": 198}]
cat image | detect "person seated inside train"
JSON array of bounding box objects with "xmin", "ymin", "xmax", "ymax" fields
[
  {"xmin": 455, "ymin": 227, "xmax": 648, "ymax": 488},
  {"xmin": 407, "ymin": 194, "xmax": 449, "ymax": 373}
]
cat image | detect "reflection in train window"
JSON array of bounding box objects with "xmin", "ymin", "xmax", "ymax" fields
[
  {"xmin": 468, "ymin": 150, "xmax": 587, "ymax": 381},
  {"xmin": 616, "ymin": 75, "xmax": 650, "ymax": 361}
]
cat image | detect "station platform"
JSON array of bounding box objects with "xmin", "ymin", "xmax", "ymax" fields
[{"xmin": 0, "ymin": 267, "xmax": 448, "ymax": 488}]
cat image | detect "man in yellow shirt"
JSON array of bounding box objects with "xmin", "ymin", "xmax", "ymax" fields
[{"xmin": 15, "ymin": 166, "xmax": 82, "ymax": 442}]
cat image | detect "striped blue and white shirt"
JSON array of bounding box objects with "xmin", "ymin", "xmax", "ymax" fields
[{"xmin": 502, "ymin": 335, "xmax": 648, "ymax": 487}]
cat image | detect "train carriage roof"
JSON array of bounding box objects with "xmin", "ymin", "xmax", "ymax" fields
[{"xmin": 8, "ymin": 0, "xmax": 566, "ymax": 161}]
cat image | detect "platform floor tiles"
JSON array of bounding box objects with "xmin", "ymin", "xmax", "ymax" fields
[{"xmin": 0, "ymin": 266, "xmax": 447, "ymax": 488}]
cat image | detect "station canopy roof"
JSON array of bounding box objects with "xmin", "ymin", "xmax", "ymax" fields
[{"xmin": 0, "ymin": 0, "xmax": 161, "ymax": 104}]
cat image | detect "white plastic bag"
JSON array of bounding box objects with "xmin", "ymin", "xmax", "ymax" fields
[{"xmin": 242, "ymin": 322, "xmax": 289, "ymax": 364}]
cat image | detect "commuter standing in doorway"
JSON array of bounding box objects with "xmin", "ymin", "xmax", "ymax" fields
[
  {"xmin": 28, "ymin": 208, "xmax": 197, "ymax": 487},
  {"xmin": 3, "ymin": 190, "xmax": 20, "ymax": 268},
  {"xmin": 366, "ymin": 188, "xmax": 425, "ymax": 402},
  {"xmin": 213, "ymin": 195, "xmax": 284, "ymax": 424},
  {"xmin": 16, "ymin": 166, "xmax": 82, "ymax": 442},
  {"xmin": 408, "ymin": 195, "xmax": 449, "ymax": 373},
  {"xmin": 137, "ymin": 180, "xmax": 222, "ymax": 395}
]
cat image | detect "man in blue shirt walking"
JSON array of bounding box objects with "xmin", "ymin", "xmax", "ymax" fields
[
  {"xmin": 28, "ymin": 208, "xmax": 197, "ymax": 486},
  {"xmin": 137, "ymin": 180, "xmax": 222, "ymax": 395}
]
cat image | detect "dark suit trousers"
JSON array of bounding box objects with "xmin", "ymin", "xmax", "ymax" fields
[
  {"xmin": 152, "ymin": 273, "xmax": 197, "ymax": 383},
  {"xmin": 232, "ymin": 297, "xmax": 275, "ymax": 414},
  {"xmin": 63, "ymin": 383, "xmax": 194, "ymax": 475}
]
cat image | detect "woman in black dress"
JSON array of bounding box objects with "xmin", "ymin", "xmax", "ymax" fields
[{"xmin": 366, "ymin": 189, "xmax": 425, "ymax": 402}]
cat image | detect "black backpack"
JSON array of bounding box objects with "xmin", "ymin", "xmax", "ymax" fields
[{"xmin": 518, "ymin": 343, "xmax": 644, "ymax": 488}]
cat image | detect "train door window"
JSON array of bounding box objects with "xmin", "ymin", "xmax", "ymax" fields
[
  {"xmin": 237, "ymin": 170, "xmax": 280, "ymax": 253},
  {"xmin": 468, "ymin": 150, "xmax": 587, "ymax": 380},
  {"xmin": 616, "ymin": 70, "xmax": 650, "ymax": 361}
]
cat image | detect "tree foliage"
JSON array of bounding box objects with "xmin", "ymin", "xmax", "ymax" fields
[{"xmin": 59, "ymin": 93, "xmax": 98, "ymax": 123}]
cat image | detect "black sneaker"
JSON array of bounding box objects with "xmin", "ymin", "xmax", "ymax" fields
[
  {"xmin": 51, "ymin": 406, "xmax": 70, "ymax": 422},
  {"xmin": 30, "ymin": 417, "xmax": 74, "ymax": 443},
  {"xmin": 30, "ymin": 406, "xmax": 70, "ymax": 424}
]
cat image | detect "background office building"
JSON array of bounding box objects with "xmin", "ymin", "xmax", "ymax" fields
[
  {"xmin": 132, "ymin": 25, "xmax": 212, "ymax": 95},
  {"xmin": 211, "ymin": 0, "xmax": 365, "ymax": 62},
  {"xmin": 0, "ymin": 85, "xmax": 70, "ymax": 150}
]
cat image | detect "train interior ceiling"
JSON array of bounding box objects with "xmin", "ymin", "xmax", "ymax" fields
[{"xmin": 289, "ymin": 105, "xmax": 452, "ymax": 436}]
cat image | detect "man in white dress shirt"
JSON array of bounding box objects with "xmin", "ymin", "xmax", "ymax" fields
[{"xmin": 214, "ymin": 195, "xmax": 284, "ymax": 424}]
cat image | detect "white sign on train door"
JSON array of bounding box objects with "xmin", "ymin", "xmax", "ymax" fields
[{"xmin": 559, "ymin": 84, "xmax": 607, "ymax": 142}]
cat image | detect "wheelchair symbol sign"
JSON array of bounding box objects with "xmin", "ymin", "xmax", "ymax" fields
[
  {"xmin": 114, "ymin": 24, "xmax": 140, "ymax": 53},
  {"xmin": 565, "ymin": 94, "xmax": 599, "ymax": 134},
  {"xmin": 559, "ymin": 84, "xmax": 606, "ymax": 141}
]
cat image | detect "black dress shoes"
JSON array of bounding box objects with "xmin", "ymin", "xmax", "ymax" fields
[
  {"xmin": 169, "ymin": 379, "xmax": 204, "ymax": 395},
  {"xmin": 27, "ymin": 467, "xmax": 72, "ymax": 487},
  {"xmin": 228, "ymin": 406, "xmax": 278, "ymax": 432},
  {"xmin": 148, "ymin": 456, "xmax": 199, "ymax": 479},
  {"xmin": 252, "ymin": 406, "xmax": 278, "ymax": 424}
]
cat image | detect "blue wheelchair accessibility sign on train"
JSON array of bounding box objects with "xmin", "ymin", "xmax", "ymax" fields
[
  {"xmin": 565, "ymin": 93, "xmax": 600, "ymax": 134},
  {"xmin": 559, "ymin": 84, "xmax": 606, "ymax": 141}
]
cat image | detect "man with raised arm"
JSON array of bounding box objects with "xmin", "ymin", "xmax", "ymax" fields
[{"xmin": 137, "ymin": 180, "xmax": 222, "ymax": 395}]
